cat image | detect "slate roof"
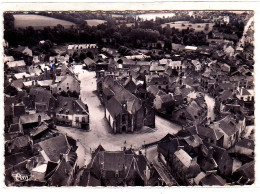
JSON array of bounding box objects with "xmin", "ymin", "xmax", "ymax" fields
[
  {"xmin": 103, "ymin": 151, "xmax": 134, "ymax": 171},
  {"xmin": 186, "ymin": 100, "xmax": 203, "ymax": 119},
  {"xmin": 147, "ymin": 85, "xmax": 160, "ymax": 97},
  {"xmin": 218, "ymin": 90, "xmax": 234, "ymax": 102},
  {"xmin": 235, "ymin": 139, "xmax": 254, "ymax": 150},
  {"xmin": 4, "ymin": 95, "xmax": 18, "ymax": 116},
  {"xmin": 240, "ymin": 88, "xmax": 251, "ymax": 96},
  {"xmin": 84, "ymin": 57, "xmax": 95, "ymax": 66},
  {"xmin": 55, "ymin": 96, "xmax": 88, "ymax": 115},
  {"xmin": 9, "ymin": 135, "xmax": 31, "ymax": 151},
  {"xmin": 218, "ymin": 118, "xmax": 239, "ymax": 136},
  {"xmin": 200, "ymin": 174, "xmax": 226, "ymax": 186},
  {"xmin": 37, "ymin": 135, "xmax": 70, "ymax": 162},
  {"xmin": 174, "ymin": 149, "xmax": 193, "ymax": 168},
  {"xmin": 197, "ymin": 126, "xmax": 224, "ymax": 141},
  {"xmin": 11, "ymin": 79, "xmax": 24, "ymax": 89},
  {"xmin": 183, "ymin": 135, "xmax": 203, "ymax": 148},
  {"xmin": 79, "ymin": 168, "xmax": 102, "ymax": 186},
  {"xmin": 8, "ymin": 123, "xmax": 22, "ymax": 134},
  {"xmin": 49, "ymin": 154, "xmax": 77, "ymax": 186},
  {"xmin": 30, "ymin": 87, "xmax": 53, "ymax": 104},
  {"xmin": 106, "ymin": 82, "xmax": 142, "ymax": 118},
  {"xmin": 159, "ymin": 94, "xmax": 174, "ymax": 104},
  {"xmin": 234, "ymin": 161, "xmax": 254, "ymax": 180},
  {"xmin": 5, "ymin": 152, "xmax": 32, "ymax": 170},
  {"xmin": 30, "ymin": 121, "xmax": 49, "ymax": 137}
]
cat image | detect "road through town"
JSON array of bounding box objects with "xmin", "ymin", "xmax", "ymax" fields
[{"xmin": 57, "ymin": 67, "xmax": 181, "ymax": 168}]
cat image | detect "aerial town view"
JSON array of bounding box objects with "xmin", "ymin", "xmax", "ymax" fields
[{"xmin": 3, "ymin": 10, "xmax": 254, "ymax": 186}]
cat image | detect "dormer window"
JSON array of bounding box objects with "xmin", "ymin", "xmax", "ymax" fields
[{"xmin": 115, "ymin": 170, "xmax": 119, "ymax": 178}]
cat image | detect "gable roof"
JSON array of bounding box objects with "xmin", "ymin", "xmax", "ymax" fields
[
  {"xmin": 30, "ymin": 87, "xmax": 54, "ymax": 103},
  {"xmin": 235, "ymin": 139, "xmax": 254, "ymax": 150},
  {"xmin": 49, "ymin": 154, "xmax": 76, "ymax": 186},
  {"xmin": 218, "ymin": 119, "xmax": 239, "ymax": 136},
  {"xmin": 103, "ymin": 151, "xmax": 134, "ymax": 171},
  {"xmin": 197, "ymin": 126, "xmax": 224, "ymax": 140},
  {"xmin": 9, "ymin": 135, "xmax": 31, "ymax": 151},
  {"xmin": 200, "ymin": 174, "xmax": 226, "ymax": 186},
  {"xmin": 84, "ymin": 57, "xmax": 95, "ymax": 66},
  {"xmin": 8, "ymin": 123, "xmax": 22, "ymax": 134},
  {"xmin": 174, "ymin": 149, "xmax": 192, "ymax": 168},
  {"xmin": 147, "ymin": 85, "xmax": 160, "ymax": 97},
  {"xmin": 159, "ymin": 94, "xmax": 174, "ymax": 103},
  {"xmin": 55, "ymin": 96, "xmax": 88, "ymax": 115},
  {"xmin": 37, "ymin": 135, "xmax": 70, "ymax": 162},
  {"xmin": 219, "ymin": 90, "xmax": 234, "ymax": 102},
  {"xmin": 30, "ymin": 121, "xmax": 49, "ymax": 137},
  {"xmin": 106, "ymin": 82, "xmax": 142, "ymax": 118},
  {"xmin": 19, "ymin": 113, "xmax": 51, "ymax": 125}
]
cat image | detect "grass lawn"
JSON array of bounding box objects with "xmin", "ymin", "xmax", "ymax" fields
[{"xmin": 85, "ymin": 19, "xmax": 106, "ymax": 26}]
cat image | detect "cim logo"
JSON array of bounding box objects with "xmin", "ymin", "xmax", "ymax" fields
[{"xmin": 12, "ymin": 173, "xmax": 33, "ymax": 182}]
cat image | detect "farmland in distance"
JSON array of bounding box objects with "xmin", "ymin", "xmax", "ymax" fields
[{"xmin": 13, "ymin": 14, "xmax": 75, "ymax": 29}]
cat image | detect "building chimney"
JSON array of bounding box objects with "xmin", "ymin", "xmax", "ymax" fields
[
  {"xmin": 207, "ymin": 146, "xmax": 214, "ymax": 159},
  {"xmin": 38, "ymin": 114, "xmax": 41, "ymax": 125}
]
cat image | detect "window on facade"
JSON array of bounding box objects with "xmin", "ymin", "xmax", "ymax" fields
[
  {"xmin": 67, "ymin": 87, "xmax": 70, "ymax": 90},
  {"xmin": 82, "ymin": 117, "xmax": 86, "ymax": 123},
  {"xmin": 59, "ymin": 88, "xmax": 61, "ymax": 90},
  {"xmin": 76, "ymin": 117, "xmax": 79, "ymax": 122}
]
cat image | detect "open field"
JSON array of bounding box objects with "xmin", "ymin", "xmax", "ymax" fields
[
  {"xmin": 161, "ymin": 21, "xmax": 214, "ymax": 33},
  {"xmin": 137, "ymin": 12, "xmax": 176, "ymax": 20},
  {"xmin": 13, "ymin": 14, "xmax": 75, "ymax": 29},
  {"xmin": 85, "ymin": 19, "xmax": 106, "ymax": 26}
]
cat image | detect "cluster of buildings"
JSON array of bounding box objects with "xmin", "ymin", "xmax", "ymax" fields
[
  {"xmin": 76, "ymin": 145, "xmax": 170, "ymax": 186},
  {"xmin": 3, "ymin": 11, "xmax": 255, "ymax": 186},
  {"xmin": 80, "ymin": 13, "xmax": 254, "ymax": 185},
  {"xmin": 4, "ymin": 42, "xmax": 91, "ymax": 186}
]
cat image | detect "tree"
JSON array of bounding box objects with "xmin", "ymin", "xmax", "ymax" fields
[
  {"xmin": 86, "ymin": 51, "xmax": 94, "ymax": 59},
  {"xmin": 4, "ymin": 13, "xmax": 14, "ymax": 30},
  {"xmin": 164, "ymin": 39, "xmax": 172, "ymax": 50},
  {"xmin": 164, "ymin": 24, "xmax": 172, "ymax": 38},
  {"xmin": 69, "ymin": 57, "xmax": 73, "ymax": 63},
  {"xmin": 205, "ymin": 23, "xmax": 209, "ymax": 31},
  {"xmin": 79, "ymin": 52, "xmax": 86, "ymax": 61}
]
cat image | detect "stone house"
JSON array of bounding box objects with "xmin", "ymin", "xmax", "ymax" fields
[
  {"xmin": 51, "ymin": 75, "xmax": 80, "ymax": 95},
  {"xmin": 211, "ymin": 115, "xmax": 246, "ymax": 149},
  {"xmin": 55, "ymin": 96, "xmax": 89, "ymax": 130},
  {"xmin": 81, "ymin": 145, "xmax": 165, "ymax": 186}
]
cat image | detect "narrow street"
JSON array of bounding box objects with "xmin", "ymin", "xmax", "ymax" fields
[
  {"xmin": 205, "ymin": 94, "xmax": 216, "ymax": 121},
  {"xmin": 57, "ymin": 67, "xmax": 182, "ymax": 168}
]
